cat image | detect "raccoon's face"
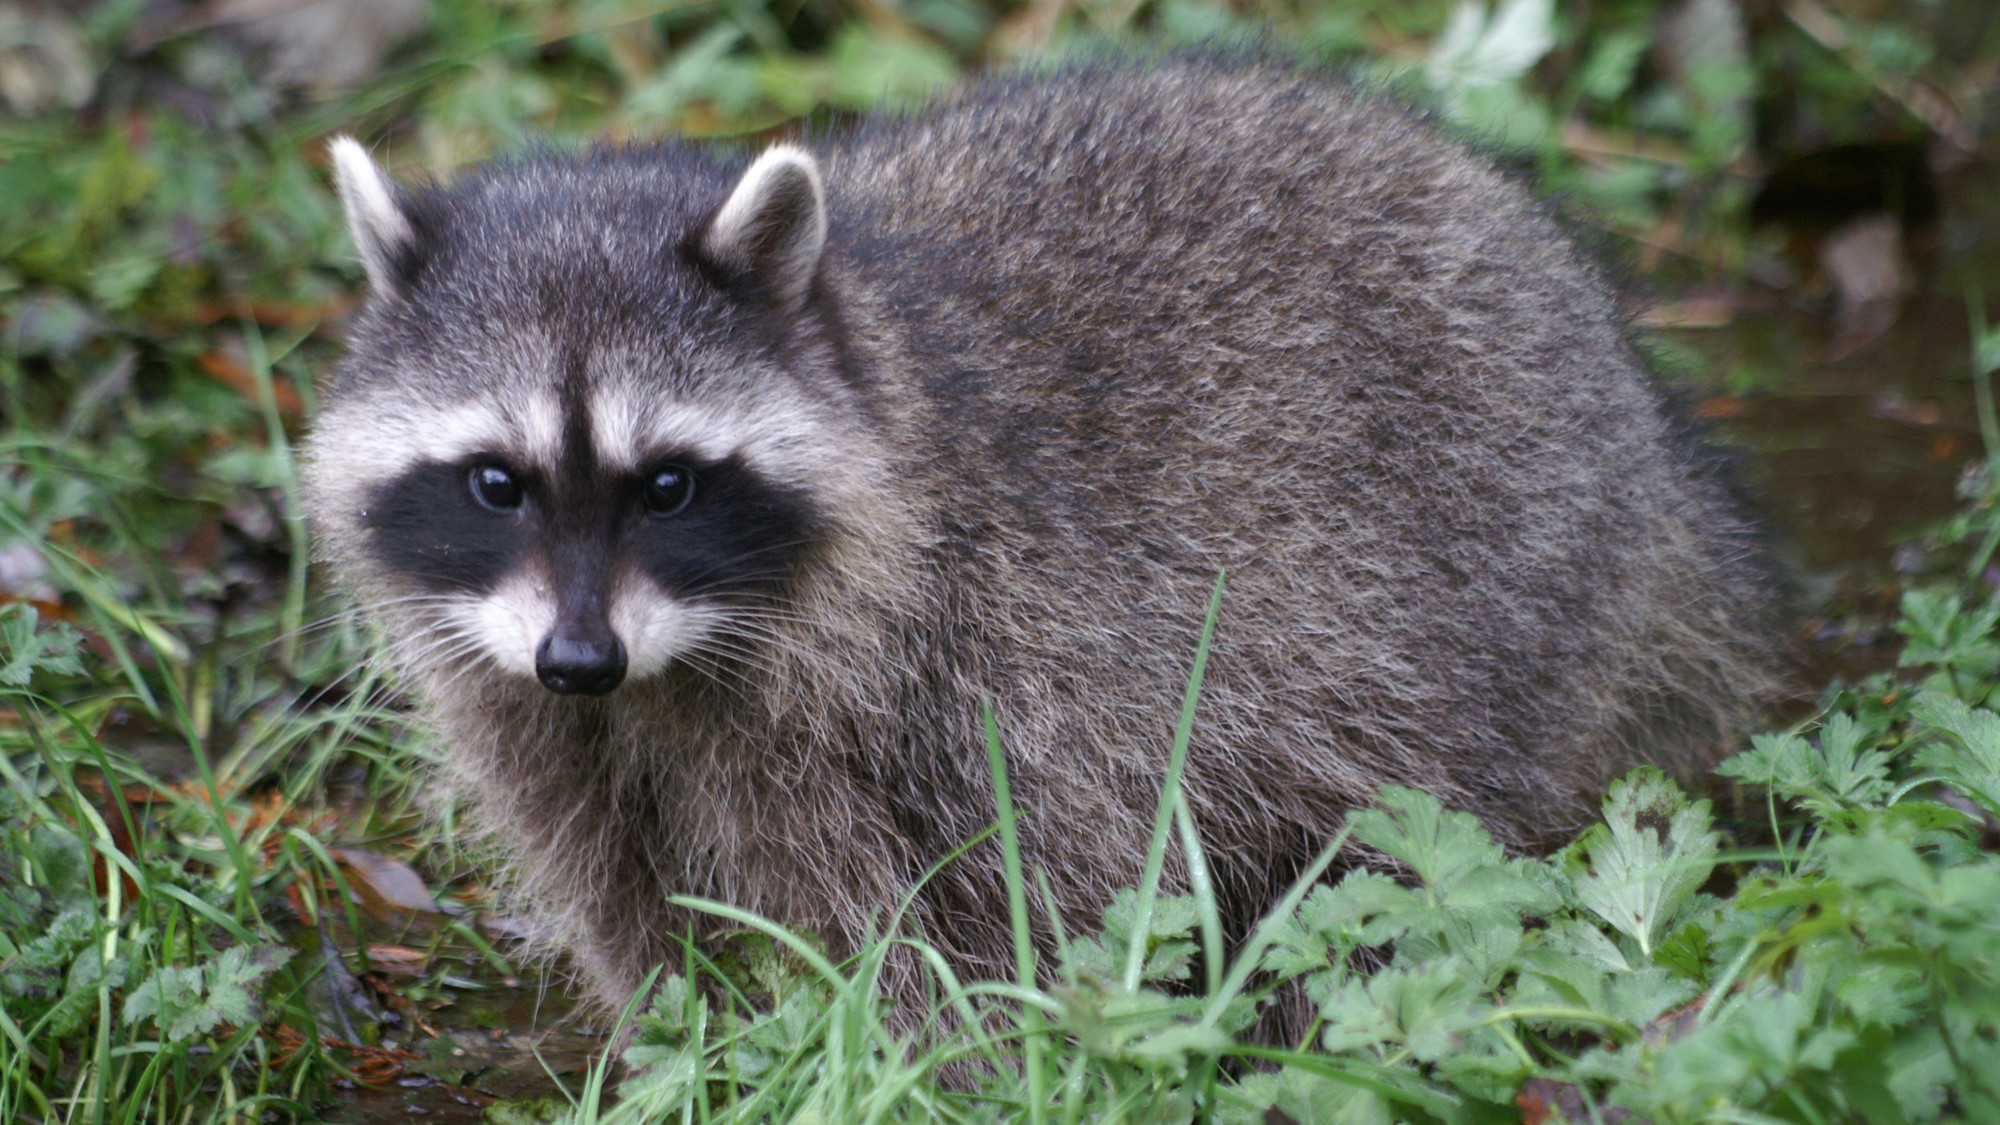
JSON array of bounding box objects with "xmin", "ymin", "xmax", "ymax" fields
[{"xmin": 309, "ymin": 140, "xmax": 848, "ymax": 696}]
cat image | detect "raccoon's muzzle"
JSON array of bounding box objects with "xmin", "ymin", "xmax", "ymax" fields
[{"xmin": 539, "ymin": 492, "xmax": 627, "ymax": 695}]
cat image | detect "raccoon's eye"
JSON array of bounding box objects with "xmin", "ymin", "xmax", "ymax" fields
[
  {"xmin": 644, "ymin": 465, "xmax": 696, "ymax": 516},
  {"xmin": 469, "ymin": 464, "xmax": 524, "ymax": 512}
]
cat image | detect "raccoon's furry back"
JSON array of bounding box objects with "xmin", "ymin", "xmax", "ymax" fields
[{"xmin": 306, "ymin": 56, "xmax": 1784, "ymax": 1012}]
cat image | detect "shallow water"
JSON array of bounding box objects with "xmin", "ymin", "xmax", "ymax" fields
[
  {"xmin": 328, "ymin": 977, "xmax": 602, "ymax": 1120},
  {"xmin": 312, "ymin": 920, "xmax": 604, "ymax": 1122},
  {"xmin": 1670, "ymin": 155, "xmax": 2000, "ymax": 685}
]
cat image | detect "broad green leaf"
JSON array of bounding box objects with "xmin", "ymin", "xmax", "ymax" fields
[
  {"xmin": 0, "ymin": 603, "xmax": 85, "ymax": 687},
  {"xmin": 122, "ymin": 944, "xmax": 292, "ymax": 1043},
  {"xmin": 1346, "ymin": 787, "xmax": 1503, "ymax": 900},
  {"xmin": 1067, "ymin": 889, "xmax": 1200, "ymax": 984},
  {"xmin": 1720, "ymin": 713, "xmax": 1894, "ymax": 817},
  {"xmin": 1896, "ymin": 589, "xmax": 2000, "ymax": 684},
  {"xmin": 1805, "ymin": 711, "xmax": 1897, "ymax": 812},
  {"xmin": 1564, "ymin": 769, "xmax": 1717, "ymax": 957},
  {"xmin": 1653, "ymin": 918, "xmax": 1716, "ymax": 984},
  {"xmin": 1645, "ymin": 989, "xmax": 1854, "ymax": 1108},
  {"xmin": 1911, "ymin": 691, "xmax": 2000, "ymax": 817},
  {"xmin": 1235, "ymin": 1067, "xmax": 1394, "ymax": 1125},
  {"xmin": 1320, "ymin": 958, "xmax": 1489, "ymax": 1062}
]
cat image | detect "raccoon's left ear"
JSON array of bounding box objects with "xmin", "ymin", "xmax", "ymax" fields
[
  {"xmin": 694, "ymin": 144, "xmax": 827, "ymax": 315},
  {"xmin": 329, "ymin": 136, "xmax": 422, "ymax": 299}
]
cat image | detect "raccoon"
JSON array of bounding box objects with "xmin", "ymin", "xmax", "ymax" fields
[{"xmin": 304, "ymin": 56, "xmax": 1783, "ymax": 1012}]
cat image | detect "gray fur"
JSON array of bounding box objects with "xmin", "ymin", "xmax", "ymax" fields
[{"xmin": 304, "ymin": 57, "xmax": 1784, "ymax": 1011}]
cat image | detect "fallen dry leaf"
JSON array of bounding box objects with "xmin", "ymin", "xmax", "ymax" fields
[
  {"xmin": 333, "ymin": 845, "xmax": 443, "ymax": 917},
  {"xmin": 362, "ymin": 944, "xmax": 430, "ymax": 975}
]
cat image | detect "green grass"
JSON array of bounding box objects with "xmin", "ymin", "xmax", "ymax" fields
[
  {"xmin": 2, "ymin": 0, "xmax": 1997, "ymax": 1120},
  {"xmin": 0, "ymin": 609, "xmax": 399, "ymax": 1121}
]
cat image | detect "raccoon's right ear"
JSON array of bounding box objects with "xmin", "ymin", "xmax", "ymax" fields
[
  {"xmin": 693, "ymin": 145, "xmax": 827, "ymax": 315},
  {"xmin": 330, "ymin": 137, "xmax": 425, "ymax": 299}
]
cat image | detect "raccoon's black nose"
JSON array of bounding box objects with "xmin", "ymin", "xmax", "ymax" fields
[{"xmin": 536, "ymin": 635, "xmax": 627, "ymax": 696}]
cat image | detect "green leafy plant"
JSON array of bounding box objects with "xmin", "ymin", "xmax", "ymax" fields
[{"xmin": 122, "ymin": 944, "xmax": 293, "ymax": 1044}]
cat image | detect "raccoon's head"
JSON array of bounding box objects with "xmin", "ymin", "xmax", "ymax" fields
[{"xmin": 306, "ymin": 138, "xmax": 884, "ymax": 698}]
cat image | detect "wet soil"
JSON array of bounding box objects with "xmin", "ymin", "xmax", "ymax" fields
[
  {"xmin": 309, "ymin": 910, "xmax": 606, "ymax": 1123},
  {"xmin": 327, "ymin": 970, "xmax": 604, "ymax": 1121}
]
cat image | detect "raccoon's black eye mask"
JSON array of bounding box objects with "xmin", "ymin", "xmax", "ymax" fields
[
  {"xmin": 621, "ymin": 455, "xmax": 818, "ymax": 598},
  {"xmin": 362, "ymin": 451, "xmax": 818, "ymax": 602},
  {"xmin": 465, "ymin": 462, "xmax": 694, "ymax": 517},
  {"xmin": 363, "ymin": 458, "xmax": 533, "ymax": 592}
]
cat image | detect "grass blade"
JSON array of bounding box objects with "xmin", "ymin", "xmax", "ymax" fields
[
  {"xmin": 1123, "ymin": 570, "xmax": 1226, "ymax": 992},
  {"xmin": 985, "ymin": 701, "xmax": 1049, "ymax": 1125}
]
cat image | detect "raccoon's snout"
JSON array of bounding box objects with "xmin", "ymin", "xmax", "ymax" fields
[{"xmin": 536, "ymin": 632, "xmax": 628, "ymax": 696}]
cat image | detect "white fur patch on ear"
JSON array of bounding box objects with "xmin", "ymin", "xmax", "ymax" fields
[
  {"xmin": 699, "ymin": 144, "xmax": 828, "ymax": 314},
  {"xmin": 330, "ymin": 136, "xmax": 416, "ymax": 297}
]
